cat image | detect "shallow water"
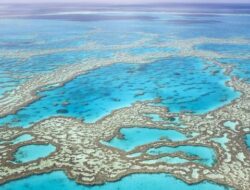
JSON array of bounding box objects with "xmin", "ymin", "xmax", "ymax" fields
[
  {"xmin": 211, "ymin": 134, "xmax": 229, "ymax": 151},
  {"xmin": 245, "ymin": 134, "xmax": 250, "ymax": 150},
  {"xmin": 13, "ymin": 144, "xmax": 56, "ymax": 163},
  {"xmin": 0, "ymin": 5, "xmax": 249, "ymax": 190},
  {"xmin": 144, "ymin": 113, "xmax": 165, "ymax": 122},
  {"xmin": 12, "ymin": 134, "xmax": 33, "ymax": 145},
  {"xmin": 219, "ymin": 58, "xmax": 250, "ymax": 82},
  {"xmin": 103, "ymin": 127, "xmax": 187, "ymax": 151},
  {"xmin": 142, "ymin": 156, "xmax": 189, "ymax": 164},
  {"xmin": 1, "ymin": 12, "xmax": 249, "ymax": 97},
  {"xmin": 0, "ymin": 171, "xmax": 233, "ymax": 190},
  {"xmin": 196, "ymin": 43, "xmax": 250, "ymax": 56},
  {"xmin": 0, "ymin": 57, "xmax": 238, "ymax": 127},
  {"xmin": 223, "ymin": 121, "xmax": 238, "ymax": 131},
  {"xmin": 147, "ymin": 145, "xmax": 216, "ymax": 167},
  {"xmin": 0, "ymin": 134, "xmax": 33, "ymax": 145}
]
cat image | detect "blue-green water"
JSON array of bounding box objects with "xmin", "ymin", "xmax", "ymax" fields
[
  {"xmin": 12, "ymin": 134, "xmax": 33, "ymax": 145},
  {"xmin": 0, "ymin": 57, "xmax": 238, "ymax": 127},
  {"xmin": 13, "ymin": 144, "xmax": 56, "ymax": 163},
  {"xmin": 196, "ymin": 43, "xmax": 250, "ymax": 82},
  {"xmin": 196, "ymin": 43, "xmax": 250, "ymax": 56},
  {"xmin": 245, "ymin": 134, "xmax": 250, "ymax": 150},
  {"xmin": 147, "ymin": 145, "xmax": 216, "ymax": 167},
  {"xmin": 0, "ymin": 4, "xmax": 249, "ymax": 190},
  {"xmin": 0, "ymin": 171, "xmax": 232, "ymax": 190},
  {"xmin": 219, "ymin": 58, "xmax": 250, "ymax": 82},
  {"xmin": 1, "ymin": 12, "xmax": 250, "ymax": 98},
  {"xmin": 144, "ymin": 114, "xmax": 165, "ymax": 122},
  {"xmin": 223, "ymin": 121, "xmax": 238, "ymax": 131},
  {"xmin": 103, "ymin": 127, "xmax": 187, "ymax": 151},
  {"xmin": 0, "ymin": 134, "xmax": 33, "ymax": 145},
  {"xmin": 211, "ymin": 134, "xmax": 229, "ymax": 151}
]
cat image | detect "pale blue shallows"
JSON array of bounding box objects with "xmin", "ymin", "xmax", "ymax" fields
[
  {"xmin": 105, "ymin": 127, "xmax": 215, "ymax": 166},
  {"xmin": 147, "ymin": 145, "xmax": 216, "ymax": 167},
  {"xmin": 13, "ymin": 144, "xmax": 56, "ymax": 163},
  {"xmin": 12, "ymin": 134, "xmax": 33, "ymax": 144},
  {"xmin": 245, "ymin": 134, "xmax": 250, "ymax": 150},
  {"xmin": 103, "ymin": 127, "xmax": 187, "ymax": 151},
  {"xmin": 0, "ymin": 134, "xmax": 33, "ymax": 145},
  {"xmin": 0, "ymin": 57, "xmax": 238, "ymax": 127},
  {"xmin": 196, "ymin": 43, "xmax": 250, "ymax": 57},
  {"xmin": 0, "ymin": 171, "xmax": 233, "ymax": 190},
  {"xmin": 219, "ymin": 58, "xmax": 250, "ymax": 82},
  {"xmin": 0, "ymin": 7, "xmax": 249, "ymax": 190}
]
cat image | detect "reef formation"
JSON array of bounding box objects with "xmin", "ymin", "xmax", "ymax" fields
[{"xmin": 0, "ymin": 36, "xmax": 250, "ymax": 190}]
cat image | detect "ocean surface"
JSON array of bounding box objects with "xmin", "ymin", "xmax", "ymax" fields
[{"xmin": 0, "ymin": 3, "xmax": 250, "ymax": 190}]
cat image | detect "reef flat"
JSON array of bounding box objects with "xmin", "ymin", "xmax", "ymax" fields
[{"xmin": 0, "ymin": 36, "xmax": 250, "ymax": 189}]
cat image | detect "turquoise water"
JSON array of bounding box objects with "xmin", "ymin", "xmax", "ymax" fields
[
  {"xmin": 127, "ymin": 46, "xmax": 177, "ymax": 55},
  {"xmin": 0, "ymin": 171, "xmax": 232, "ymax": 190},
  {"xmin": 103, "ymin": 127, "xmax": 187, "ymax": 151},
  {"xmin": 245, "ymin": 134, "xmax": 250, "ymax": 150},
  {"xmin": 144, "ymin": 113, "xmax": 164, "ymax": 122},
  {"xmin": 211, "ymin": 134, "xmax": 229, "ymax": 151},
  {"xmin": 0, "ymin": 5, "xmax": 249, "ymax": 190},
  {"xmin": 147, "ymin": 145, "xmax": 216, "ymax": 167},
  {"xmin": 12, "ymin": 134, "xmax": 33, "ymax": 145},
  {"xmin": 196, "ymin": 43, "xmax": 250, "ymax": 56},
  {"xmin": 142, "ymin": 155, "xmax": 189, "ymax": 164},
  {"xmin": 223, "ymin": 121, "xmax": 238, "ymax": 131},
  {"xmin": 0, "ymin": 59, "xmax": 25, "ymax": 96},
  {"xmin": 0, "ymin": 57, "xmax": 238, "ymax": 127},
  {"xmin": 0, "ymin": 11, "xmax": 250, "ymax": 97},
  {"xmin": 0, "ymin": 134, "xmax": 33, "ymax": 145},
  {"xmin": 219, "ymin": 58, "xmax": 250, "ymax": 82},
  {"xmin": 13, "ymin": 144, "xmax": 56, "ymax": 163}
]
